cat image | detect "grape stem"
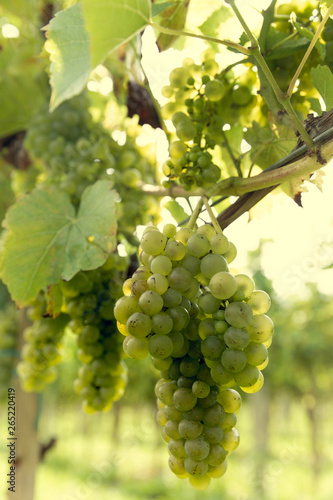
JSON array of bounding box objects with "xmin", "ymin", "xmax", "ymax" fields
[
  {"xmin": 286, "ymin": 5, "xmax": 333, "ymax": 98},
  {"xmin": 148, "ymin": 21, "xmax": 251, "ymax": 55},
  {"xmin": 187, "ymin": 197, "xmax": 204, "ymax": 229},
  {"xmin": 224, "ymin": 0, "xmax": 314, "ymax": 149},
  {"xmin": 141, "ymin": 129, "xmax": 333, "ymax": 198},
  {"xmin": 202, "ymin": 197, "xmax": 223, "ymax": 233}
]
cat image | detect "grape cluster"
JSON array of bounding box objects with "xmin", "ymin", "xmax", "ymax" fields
[
  {"xmin": 64, "ymin": 258, "xmax": 129, "ymax": 413},
  {"xmin": 0, "ymin": 304, "xmax": 19, "ymax": 399},
  {"xmin": 24, "ymin": 93, "xmax": 159, "ymax": 231},
  {"xmin": 17, "ymin": 309, "xmax": 68, "ymax": 392},
  {"xmin": 161, "ymin": 52, "xmax": 254, "ymax": 190},
  {"xmin": 114, "ymin": 222, "xmax": 273, "ymax": 488}
]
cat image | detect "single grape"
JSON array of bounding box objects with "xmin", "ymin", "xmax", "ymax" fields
[
  {"xmin": 246, "ymin": 290, "xmax": 271, "ymax": 314},
  {"xmin": 200, "ymin": 254, "xmax": 228, "ymax": 280},
  {"xmin": 224, "ymin": 327, "xmax": 250, "ymax": 350},
  {"xmin": 217, "ymin": 388, "xmax": 242, "ymax": 413},
  {"xmin": 209, "ymin": 272, "xmax": 237, "ymax": 300},
  {"xmin": 225, "ymin": 302, "xmax": 253, "ymax": 328},
  {"xmin": 141, "ymin": 230, "xmax": 167, "ymax": 255},
  {"xmin": 149, "ymin": 335, "xmax": 174, "ymax": 359}
]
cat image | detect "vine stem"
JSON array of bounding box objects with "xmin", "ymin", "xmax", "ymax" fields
[
  {"xmin": 187, "ymin": 197, "xmax": 204, "ymax": 229},
  {"xmin": 225, "ymin": 0, "xmax": 314, "ymax": 149},
  {"xmin": 148, "ymin": 21, "xmax": 251, "ymax": 55},
  {"xmin": 286, "ymin": 4, "xmax": 333, "ymax": 97},
  {"xmin": 202, "ymin": 197, "xmax": 223, "ymax": 233}
]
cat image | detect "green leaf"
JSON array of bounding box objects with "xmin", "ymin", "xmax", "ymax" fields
[
  {"xmin": 244, "ymin": 122, "xmax": 297, "ymax": 170},
  {"xmin": 156, "ymin": 0, "xmax": 191, "ymax": 51},
  {"xmin": 44, "ymin": 4, "xmax": 91, "ymax": 111},
  {"xmin": 308, "ymin": 97, "xmax": 322, "ymax": 115},
  {"xmin": 81, "ymin": 0, "xmax": 150, "ymax": 68},
  {"xmin": 0, "ymin": 181, "xmax": 117, "ymax": 305},
  {"xmin": 152, "ymin": 2, "xmax": 175, "ymax": 17},
  {"xmin": 163, "ymin": 200, "xmax": 189, "ymax": 224},
  {"xmin": 0, "ymin": 41, "xmax": 46, "ymax": 137},
  {"xmin": 199, "ymin": 5, "xmax": 233, "ymax": 39},
  {"xmin": 311, "ymin": 65, "xmax": 333, "ymax": 111}
]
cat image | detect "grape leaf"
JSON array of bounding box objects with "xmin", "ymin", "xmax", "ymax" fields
[
  {"xmin": 156, "ymin": 0, "xmax": 190, "ymax": 51},
  {"xmin": 81, "ymin": 0, "xmax": 150, "ymax": 68},
  {"xmin": 163, "ymin": 200, "xmax": 189, "ymax": 224},
  {"xmin": 244, "ymin": 122, "xmax": 297, "ymax": 170},
  {"xmin": 0, "ymin": 41, "xmax": 46, "ymax": 137},
  {"xmin": 44, "ymin": 4, "xmax": 91, "ymax": 111},
  {"xmin": 310, "ymin": 65, "xmax": 333, "ymax": 111},
  {"xmin": 0, "ymin": 181, "xmax": 117, "ymax": 306},
  {"xmin": 199, "ymin": 5, "xmax": 233, "ymax": 39}
]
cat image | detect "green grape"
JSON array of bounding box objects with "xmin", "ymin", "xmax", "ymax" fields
[
  {"xmin": 130, "ymin": 279, "xmax": 149, "ymax": 298},
  {"xmin": 207, "ymin": 460, "xmax": 228, "ymax": 478},
  {"xmin": 162, "ymin": 288, "xmax": 183, "ymax": 308},
  {"xmin": 225, "ymin": 302, "xmax": 253, "ymax": 328},
  {"xmin": 185, "ymin": 458, "xmax": 208, "ymax": 476},
  {"xmin": 210, "ymin": 234, "xmax": 230, "ymax": 254},
  {"xmin": 210, "ymin": 362, "xmax": 235, "ymax": 386},
  {"xmin": 235, "ymin": 274, "xmax": 255, "ymax": 299},
  {"xmin": 224, "ymin": 242, "xmax": 237, "ymax": 264},
  {"xmin": 220, "ymin": 428, "xmax": 240, "ymax": 452},
  {"xmin": 192, "ymin": 380, "xmax": 210, "ymax": 399},
  {"xmin": 168, "ymin": 267, "xmax": 192, "ymax": 292},
  {"xmin": 184, "ymin": 437, "xmax": 210, "ymax": 461},
  {"xmin": 240, "ymin": 371, "xmax": 264, "ymax": 393},
  {"xmin": 231, "ymin": 85, "xmax": 252, "ymax": 106},
  {"xmin": 201, "ymin": 336, "xmax": 225, "ymax": 360},
  {"xmin": 167, "ymin": 306, "xmax": 190, "ymax": 330},
  {"xmin": 150, "ymin": 255, "xmax": 173, "ymax": 275},
  {"xmin": 158, "ymin": 380, "xmax": 178, "ymax": 405},
  {"xmin": 138, "ymin": 290, "xmax": 164, "ymax": 316},
  {"xmin": 165, "ymin": 240, "xmax": 187, "ymax": 261},
  {"xmin": 126, "ymin": 312, "xmax": 152, "ymax": 338},
  {"xmin": 176, "ymin": 120, "xmax": 197, "ymax": 142},
  {"xmin": 178, "ymin": 419, "xmax": 203, "ymax": 439},
  {"xmin": 180, "ymin": 357, "xmax": 199, "ymax": 377},
  {"xmin": 114, "ymin": 296, "xmax": 140, "ymax": 325},
  {"xmin": 202, "ymin": 425, "xmax": 224, "ymax": 445},
  {"xmin": 246, "ymin": 314, "xmax": 274, "ymax": 343},
  {"xmin": 217, "ymin": 389, "xmax": 242, "ymax": 413},
  {"xmin": 169, "ymin": 455, "xmax": 187, "ymax": 475},
  {"xmin": 200, "ymin": 254, "xmax": 228, "ymax": 279},
  {"xmin": 147, "ymin": 273, "xmax": 169, "ymax": 294},
  {"xmin": 205, "ymin": 443, "xmax": 227, "ymax": 465},
  {"xmin": 221, "ymin": 349, "xmax": 247, "ymax": 373},
  {"xmin": 165, "ymin": 420, "xmax": 182, "ymax": 440},
  {"xmin": 244, "ymin": 342, "xmax": 268, "ymax": 366},
  {"xmin": 204, "ymin": 80, "xmax": 225, "ymax": 101},
  {"xmin": 173, "ymin": 388, "xmax": 197, "ymax": 412},
  {"xmin": 123, "ymin": 336, "xmax": 149, "ymax": 360},
  {"xmin": 221, "ymin": 412, "xmax": 237, "ymax": 430},
  {"xmin": 197, "ymin": 293, "xmax": 221, "ymax": 314},
  {"xmin": 203, "ymin": 403, "xmax": 225, "ymax": 426},
  {"xmin": 234, "ymin": 364, "xmax": 259, "ymax": 388},
  {"xmin": 189, "ymin": 474, "xmax": 211, "ymax": 490},
  {"xmin": 196, "ymin": 224, "xmax": 216, "ymax": 240},
  {"xmin": 180, "ymin": 254, "xmax": 201, "ymax": 275},
  {"xmin": 224, "ymin": 327, "xmax": 250, "ymax": 350},
  {"xmin": 168, "ymin": 438, "xmax": 187, "ymax": 458},
  {"xmin": 209, "ymin": 272, "xmax": 237, "ymax": 300},
  {"xmin": 246, "ymin": 290, "xmax": 271, "ymax": 314},
  {"xmin": 140, "ymin": 230, "xmax": 167, "ymax": 255},
  {"xmin": 151, "ymin": 312, "xmax": 174, "ymax": 335},
  {"xmin": 149, "ymin": 335, "xmax": 173, "ymax": 359},
  {"xmin": 169, "ymin": 331, "xmax": 185, "ymax": 353},
  {"xmin": 187, "ymin": 234, "xmax": 210, "ymax": 258}
]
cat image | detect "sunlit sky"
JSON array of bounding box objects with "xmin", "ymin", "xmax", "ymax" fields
[{"xmin": 140, "ymin": 0, "xmax": 333, "ymax": 302}]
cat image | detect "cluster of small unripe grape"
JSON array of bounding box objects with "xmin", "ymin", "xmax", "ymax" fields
[{"xmin": 114, "ymin": 222, "xmax": 273, "ymax": 489}]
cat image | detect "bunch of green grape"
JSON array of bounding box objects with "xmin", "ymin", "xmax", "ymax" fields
[
  {"xmin": 0, "ymin": 304, "xmax": 19, "ymax": 399},
  {"xmin": 161, "ymin": 51, "xmax": 255, "ymax": 190},
  {"xmin": 63, "ymin": 257, "xmax": 129, "ymax": 413},
  {"xmin": 17, "ymin": 310, "xmax": 69, "ymax": 392},
  {"xmin": 114, "ymin": 222, "xmax": 273, "ymax": 489},
  {"xmin": 24, "ymin": 93, "xmax": 159, "ymax": 231}
]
